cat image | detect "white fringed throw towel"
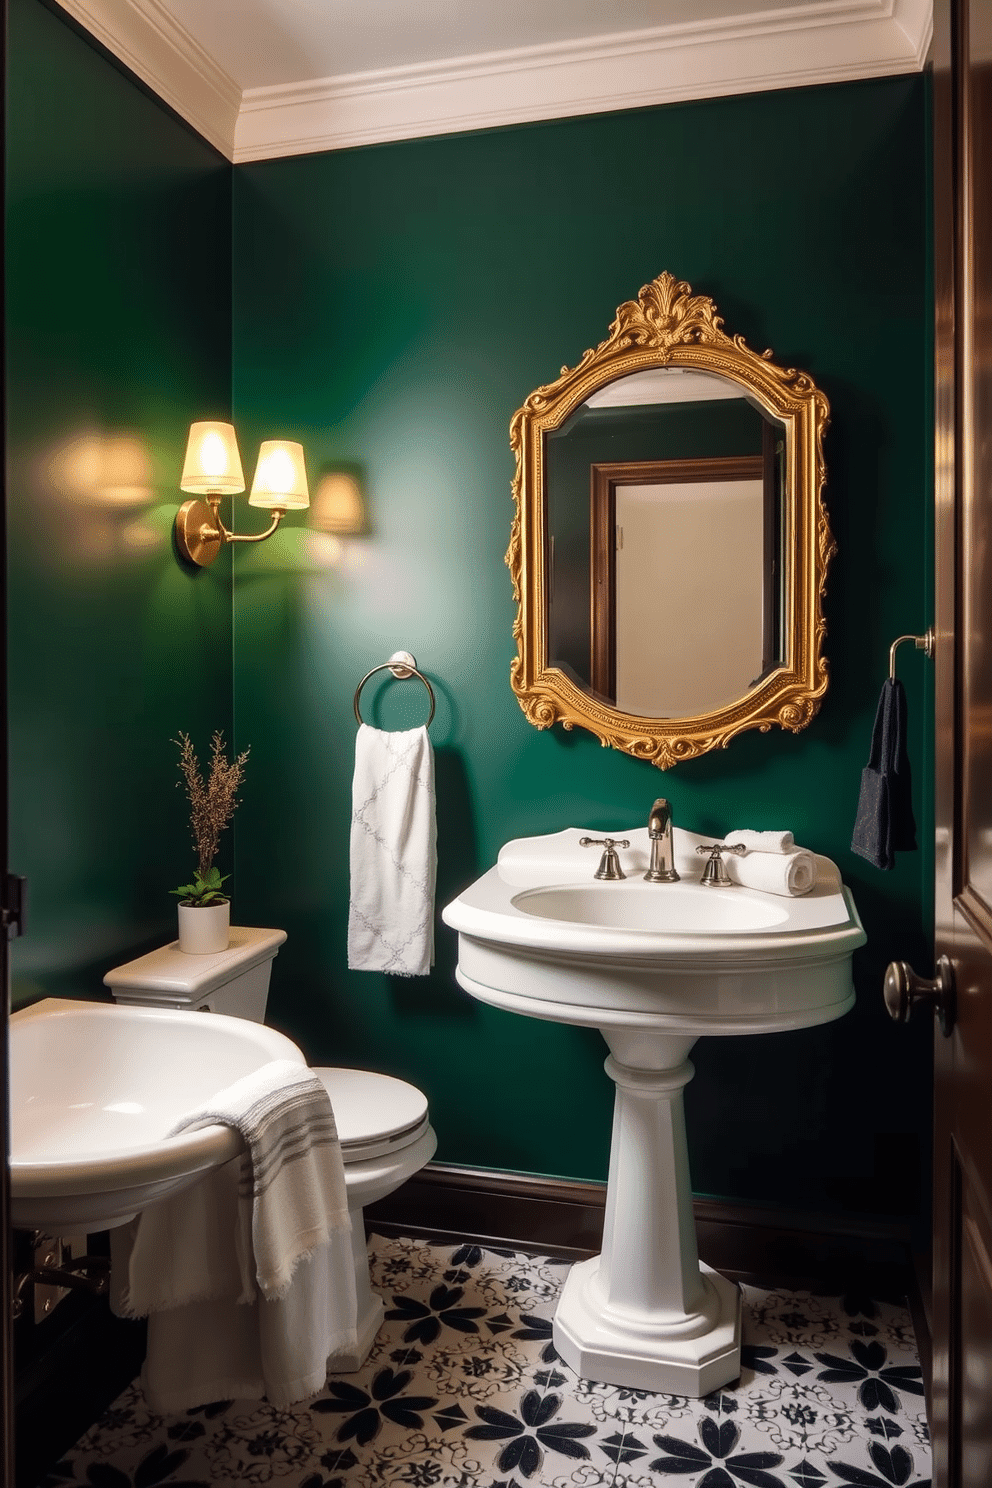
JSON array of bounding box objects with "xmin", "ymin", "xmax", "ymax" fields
[
  {"xmin": 348, "ymin": 723, "xmax": 437, "ymax": 976},
  {"xmin": 111, "ymin": 1059, "xmax": 356, "ymax": 1410}
]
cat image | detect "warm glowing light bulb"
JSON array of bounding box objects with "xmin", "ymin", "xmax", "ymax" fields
[
  {"xmin": 260, "ymin": 447, "xmax": 294, "ymax": 492},
  {"xmin": 180, "ymin": 422, "xmax": 245, "ymax": 494},
  {"xmin": 200, "ymin": 431, "xmax": 230, "ymax": 479},
  {"xmin": 248, "ymin": 440, "xmax": 310, "ymax": 510}
]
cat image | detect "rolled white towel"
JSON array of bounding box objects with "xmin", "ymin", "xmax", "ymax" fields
[
  {"xmin": 724, "ymin": 829, "xmax": 795, "ymax": 854},
  {"xmin": 724, "ymin": 847, "xmax": 816, "ymax": 896}
]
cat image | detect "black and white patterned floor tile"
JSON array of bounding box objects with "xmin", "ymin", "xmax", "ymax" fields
[{"xmin": 41, "ymin": 1233, "xmax": 932, "ymax": 1488}]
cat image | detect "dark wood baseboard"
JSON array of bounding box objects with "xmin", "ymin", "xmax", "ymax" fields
[
  {"xmin": 366, "ymin": 1161, "xmax": 921, "ymax": 1295},
  {"xmin": 367, "ymin": 1164, "xmax": 609, "ymax": 1261}
]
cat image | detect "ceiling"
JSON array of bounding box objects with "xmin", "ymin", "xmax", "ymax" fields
[{"xmin": 55, "ymin": 0, "xmax": 932, "ymax": 163}]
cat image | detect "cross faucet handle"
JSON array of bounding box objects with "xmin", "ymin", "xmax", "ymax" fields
[
  {"xmin": 579, "ymin": 837, "xmax": 630, "ymax": 881},
  {"xmin": 695, "ymin": 841, "xmax": 746, "ymax": 887}
]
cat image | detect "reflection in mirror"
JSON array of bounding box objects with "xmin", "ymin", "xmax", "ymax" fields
[{"xmin": 545, "ymin": 368, "xmax": 786, "ymax": 716}]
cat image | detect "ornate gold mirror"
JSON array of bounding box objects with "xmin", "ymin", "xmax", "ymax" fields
[{"xmin": 507, "ymin": 272, "xmax": 834, "ymax": 768}]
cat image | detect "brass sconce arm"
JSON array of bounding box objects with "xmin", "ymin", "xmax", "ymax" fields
[
  {"xmin": 175, "ymin": 495, "xmax": 284, "ymax": 566},
  {"xmin": 226, "ymin": 513, "xmax": 284, "ymax": 544}
]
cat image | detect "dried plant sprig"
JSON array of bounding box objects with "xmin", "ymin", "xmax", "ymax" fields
[{"xmin": 174, "ymin": 730, "xmax": 249, "ymax": 885}]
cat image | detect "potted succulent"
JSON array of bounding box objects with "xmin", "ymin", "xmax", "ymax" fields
[{"xmin": 171, "ymin": 730, "xmax": 249, "ymax": 954}]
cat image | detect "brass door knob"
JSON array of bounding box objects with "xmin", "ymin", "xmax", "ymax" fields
[{"xmin": 883, "ymin": 955, "xmax": 955, "ymax": 1036}]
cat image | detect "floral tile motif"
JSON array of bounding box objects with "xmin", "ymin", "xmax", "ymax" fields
[{"xmin": 39, "ymin": 1234, "xmax": 931, "ymax": 1488}]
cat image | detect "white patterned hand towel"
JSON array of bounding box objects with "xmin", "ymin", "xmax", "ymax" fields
[
  {"xmin": 348, "ymin": 722, "xmax": 437, "ymax": 976},
  {"xmin": 724, "ymin": 829, "xmax": 795, "ymax": 853},
  {"xmin": 724, "ymin": 846, "xmax": 817, "ymax": 896}
]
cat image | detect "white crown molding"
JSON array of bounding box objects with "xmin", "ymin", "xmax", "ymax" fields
[
  {"xmin": 55, "ymin": 0, "xmax": 931, "ymax": 166},
  {"xmin": 53, "ymin": 0, "xmax": 241, "ymax": 157},
  {"xmin": 233, "ymin": 0, "xmax": 932, "ymax": 162}
]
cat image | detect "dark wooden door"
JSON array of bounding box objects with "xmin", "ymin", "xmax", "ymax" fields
[
  {"xmin": 1, "ymin": 0, "xmax": 14, "ymax": 1475},
  {"xmin": 931, "ymin": 2, "xmax": 992, "ymax": 1484}
]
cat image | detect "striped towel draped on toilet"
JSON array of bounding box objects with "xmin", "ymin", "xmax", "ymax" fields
[{"xmin": 111, "ymin": 1059, "xmax": 357, "ymax": 1410}]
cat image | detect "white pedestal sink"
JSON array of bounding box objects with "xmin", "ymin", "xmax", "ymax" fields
[{"xmin": 442, "ymin": 826, "xmax": 865, "ymax": 1396}]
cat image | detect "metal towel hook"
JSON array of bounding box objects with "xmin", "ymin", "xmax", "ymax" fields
[
  {"xmin": 889, "ymin": 627, "xmax": 935, "ymax": 682},
  {"xmin": 354, "ymin": 651, "xmax": 436, "ymax": 728}
]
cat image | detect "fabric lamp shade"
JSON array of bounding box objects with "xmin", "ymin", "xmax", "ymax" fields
[
  {"xmin": 181, "ymin": 422, "xmax": 245, "ymax": 494},
  {"xmin": 249, "ymin": 441, "xmax": 310, "ymax": 510}
]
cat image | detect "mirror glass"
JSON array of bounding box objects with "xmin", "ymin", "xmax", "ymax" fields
[{"xmin": 545, "ymin": 368, "xmax": 786, "ymax": 718}]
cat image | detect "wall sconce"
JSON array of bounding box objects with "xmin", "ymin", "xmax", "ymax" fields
[{"xmin": 175, "ymin": 421, "xmax": 310, "ymax": 566}]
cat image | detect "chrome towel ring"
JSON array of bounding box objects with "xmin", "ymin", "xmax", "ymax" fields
[{"xmin": 354, "ymin": 650, "xmax": 436, "ymax": 728}]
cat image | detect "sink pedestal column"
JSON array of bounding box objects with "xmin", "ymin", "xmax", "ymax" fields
[{"xmin": 553, "ymin": 1030, "xmax": 741, "ymax": 1395}]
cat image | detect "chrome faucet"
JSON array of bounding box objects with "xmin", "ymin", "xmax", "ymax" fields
[{"xmin": 644, "ymin": 798, "xmax": 680, "ymax": 883}]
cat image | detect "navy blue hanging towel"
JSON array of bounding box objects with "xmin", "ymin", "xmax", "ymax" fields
[{"xmin": 851, "ymin": 677, "xmax": 917, "ymax": 871}]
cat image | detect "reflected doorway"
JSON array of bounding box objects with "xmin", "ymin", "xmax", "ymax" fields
[{"xmin": 589, "ymin": 439, "xmax": 781, "ymax": 713}]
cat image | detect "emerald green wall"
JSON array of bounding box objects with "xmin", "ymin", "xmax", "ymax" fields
[
  {"xmin": 232, "ymin": 76, "xmax": 933, "ymax": 1221},
  {"xmin": 4, "ymin": 0, "xmax": 933, "ymax": 1224},
  {"xmin": 6, "ymin": 0, "xmax": 234, "ymax": 1008}
]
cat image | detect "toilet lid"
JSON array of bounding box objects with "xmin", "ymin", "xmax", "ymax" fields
[{"xmin": 312, "ymin": 1067, "xmax": 430, "ymax": 1163}]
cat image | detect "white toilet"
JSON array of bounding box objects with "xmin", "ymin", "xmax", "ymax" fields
[{"xmin": 104, "ymin": 926, "xmax": 437, "ymax": 1370}]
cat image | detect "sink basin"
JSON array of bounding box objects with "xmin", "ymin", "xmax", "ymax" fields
[
  {"xmin": 514, "ymin": 880, "xmax": 790, "ymax": 933},
  {"xmin": 442, "ymin": 825, "xmax": 866, "ymax": 1398},
  {"xmin": 10, "ymin": 998, "xmax": 307, "ymax": 1232}
]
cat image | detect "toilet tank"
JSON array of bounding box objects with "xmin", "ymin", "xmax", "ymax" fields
[{"xmin": 104, "ymin": 927, "xmax": 287, "ymax": 1023}]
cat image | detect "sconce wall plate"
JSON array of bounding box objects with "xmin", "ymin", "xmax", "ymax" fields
[{"xmin": 176, "ymin": 499, "xmax": 224, "ymax": 566}]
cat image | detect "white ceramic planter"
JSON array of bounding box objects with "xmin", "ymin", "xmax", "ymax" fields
[{"xmin": 177, "ymin": 900, "xmax": 230, "ymax": 955}]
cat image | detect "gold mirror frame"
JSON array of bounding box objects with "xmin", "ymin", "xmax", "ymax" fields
[{"xmin": 506, "ymin": 271, "xmax": 834, "ymax": 769}]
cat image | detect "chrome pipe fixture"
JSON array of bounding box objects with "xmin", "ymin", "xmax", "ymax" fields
[
  {"xmin": 12, "ymin": 1253, "xmax": 110, "ymax": 1321},
  {"xmin": 696, "ymin": 842, "xmax": 746, "ymax": 888},
  {"xmin": 645, "ymin": 798, "xmax": 680, "ymax": 883},
  {"xmin": 579, "ymin": 837, "xmax": 630, "ymax": 881}
]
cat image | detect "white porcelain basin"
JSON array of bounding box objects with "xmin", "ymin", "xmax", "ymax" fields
[
  {"xmin": 442, "ymin": 825, "xmax": 866, "ymax": 1399},
  {"xmin": 514, "ymin": 880, "xmax": 790, "ymax": 933},
  {"xmin": 10, "ymin": 998, "xmax": 307, "ymax": 1232}
]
